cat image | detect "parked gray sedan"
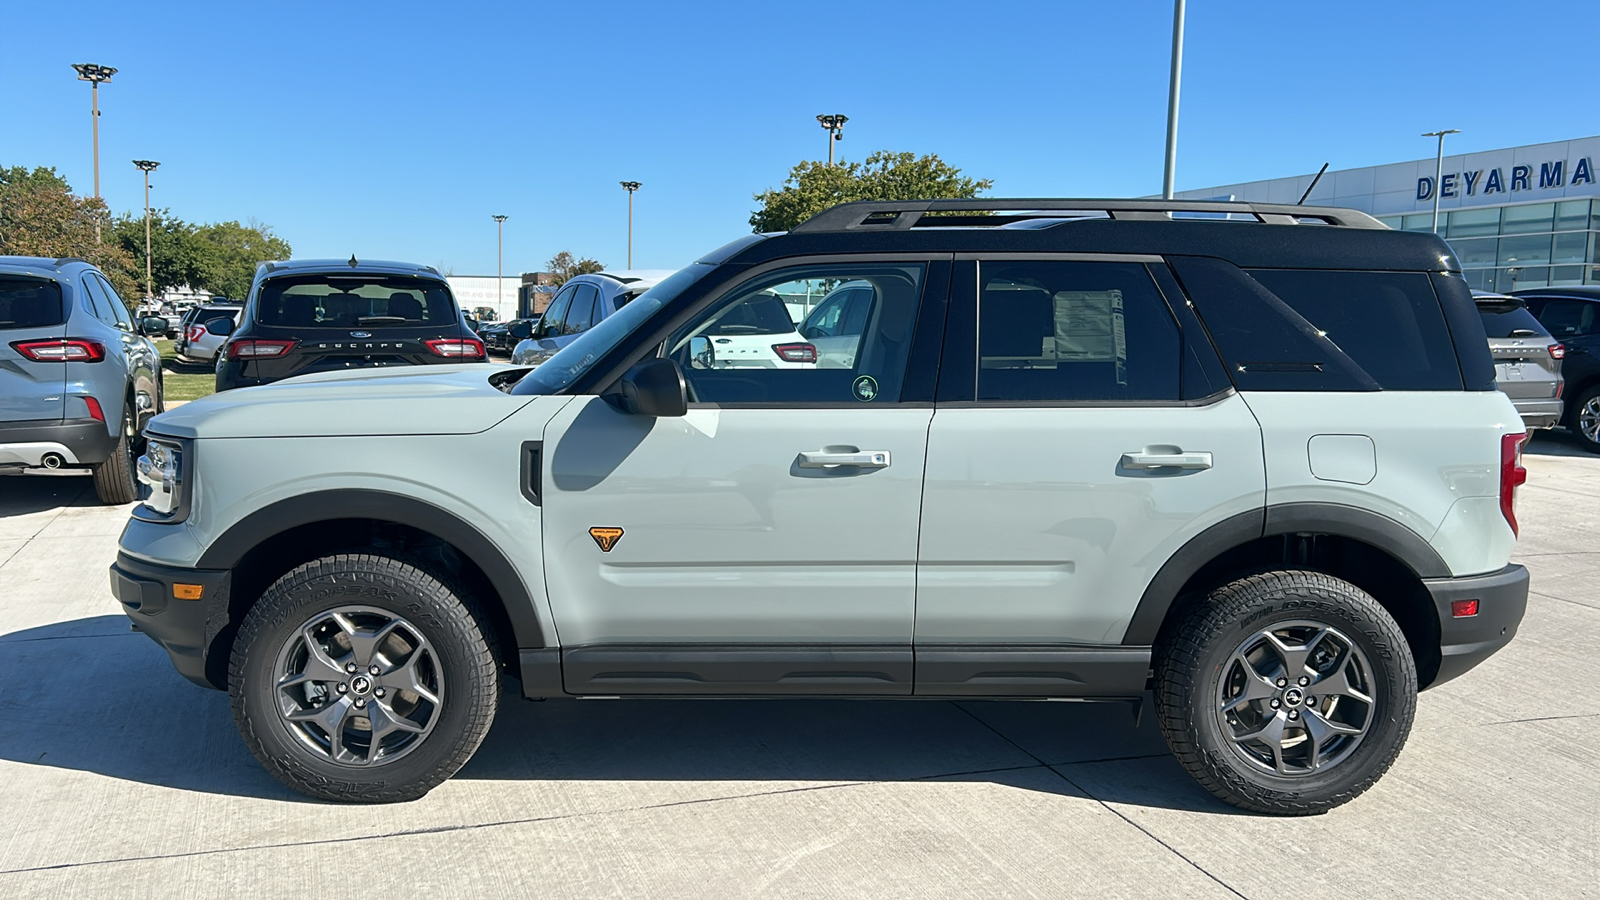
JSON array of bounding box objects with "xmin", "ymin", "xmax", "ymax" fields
[{"xmin": 1474, "ymin": 291, "xmax": 1564, "ymax": 430}]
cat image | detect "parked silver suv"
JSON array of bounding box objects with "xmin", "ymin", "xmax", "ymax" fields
[
  {"xmin": 113, "ymin": 200, "xmax": 1529, "ymax": 814},
  {"xmin": 1, "ymin": 256, "xmax": 163, "ymax": 502},
  {"xmin": 1473, "ymin": 291, "xmax": 1564, "ymax": 430}
]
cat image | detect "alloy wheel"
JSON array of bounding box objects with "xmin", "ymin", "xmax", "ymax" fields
[{"xmin": 1580, "ymin": 396, "xmax": 1600, "ymax": 444}]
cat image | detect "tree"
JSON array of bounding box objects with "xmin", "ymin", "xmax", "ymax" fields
[
  {"xmin": 0, "ymin": 165, "xmax": 141, "ymax": 300},
  {"xmin": 750, "ymin": 151, "xmax": 994, "ymax": 233},
  {"xmin": 110, "ymin": 209, "xmax": 213, "ymax": 297},
  {"xmin": 546, "ymin": 250, "xmax": 605, "ymax": 286},
  {"xmin": 196, "ymin": 219, "xmax": 291, "ymax": 299}
]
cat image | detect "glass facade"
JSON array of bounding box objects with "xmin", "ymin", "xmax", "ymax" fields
[{"xmin": 1378, "ymin": 199, "xmax": 1600, "ymax": 292}]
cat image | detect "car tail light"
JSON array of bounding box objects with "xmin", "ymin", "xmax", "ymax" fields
[
  {"xmin": 1450, "ymin": 599, "xmax": 1480, "ymax": 618},
  {"xmin": 1500, "ymin": 432, "xmax": 1528, "ymax": 536},
  {"xmin": 84, "ymin": 396, "xmax": 104, "ymax": 422},
  {"xmin": 425, "ymin": 338, "xmax": 486, "ymax": 359},
  {"xmin": 226, "ymin": 339, "xmax": 297, "ymax": 359},
  {"xmin": 187, "ymin": 325, "xmax": 205, "ymax": 343},
  {"xmin": 1549, "ymin": 343, "xmax": 1565, "ymax": 360},
  {"xmin": 10, "ymin": 339, "xmax": 106, "ymax": 362},
  {"xmin": 772, "ymin": 342, "xmax": 818, "ymax": 363}
]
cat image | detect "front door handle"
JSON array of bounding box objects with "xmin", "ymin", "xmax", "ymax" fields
[
  {"xmin": 798, "ymin": 449, "xmax": 891, "ymax": 468},
  {"xmin": 1120, "ymin": 450, "xmax": 1213, "ymax": 470}
]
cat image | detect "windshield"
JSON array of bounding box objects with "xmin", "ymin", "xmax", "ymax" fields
[
  {"xmin": 257, "ymin": 274, "xmax": 458, "ymax": 328},
  {"xmin": 512, "ymin": 264, "xmax": 718, "ymax": 395}
]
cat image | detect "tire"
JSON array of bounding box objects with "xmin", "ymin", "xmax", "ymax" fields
[
  {"xmin": 91, "ymin": 401, "xmax": 139, "ymax": 504},
  {"xmin": 1153, "ymin": 570, "xmax": 1417, "ymax": 815},
  {"xmin": 229, "ymin": 553, "xmax": 500, "ymax": 803},
  {"xmin": 1569, "ymin": 385, "xmax": 1600, "ymax": 454}
]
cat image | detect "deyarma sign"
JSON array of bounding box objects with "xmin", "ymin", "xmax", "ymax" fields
[{"xmin": 1419, "ymin": 156, "xmax": 1596, "ymax": 201}]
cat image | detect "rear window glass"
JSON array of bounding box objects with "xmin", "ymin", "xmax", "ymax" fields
[
  {"xmin": 0, "ymin": 277, "xmax": 64, "ymax": 330},
  {"xmin": 1243, "ymin": 269, "xmax": 1463, "ymax": 391},
  {"xmin": 1476, "ymin": 300, "xmax": 1548, "ymax": 338},
  {"xmin": 704, "ymin": 293, "xmax": 797, "ymax": 336},
  {"xmin": 256, "ymin": 275, "xmax": 457, "ymax": 328}
]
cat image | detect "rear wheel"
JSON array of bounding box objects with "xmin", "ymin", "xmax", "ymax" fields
[
  {"xmin": 91, "ymin": 401, "xmax": 139, "ymax": 504},
  {"xmin": 1154, "ymin": 570, "xmax": 1416, "ymax": 815},
  {"xmin": 1570, "ymin": 385, "xmax": 1600, "ymax": 454}
]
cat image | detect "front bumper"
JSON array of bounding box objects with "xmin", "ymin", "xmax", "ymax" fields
[
  {"xmin": 1511, "ymin": 398, "xmax": 1563, "ymax": 430},
  {"xmin": 110, "ymin": 552, "xmax": 231, "ymax": 690},
  {"xmin": 1424, "ymin": 563, "xmax": 1528, "ymax": 687},
  {"xmin": 0, "ymin": 417, "xmax": 116, "ymax": 467}
]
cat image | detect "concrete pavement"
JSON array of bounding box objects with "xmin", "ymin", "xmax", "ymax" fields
[{"xmin": 0, "ymin": 432, "xmax": 1595, "ymax": 898}]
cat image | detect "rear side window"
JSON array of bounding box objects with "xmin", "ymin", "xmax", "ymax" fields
[
  {"xmin": 0, "ymin": 277, "xmax": 63, "ymax": 329},
  {"xmin": 976, "ymin": 261, "xmax": 1181, "ymax": 402},
  {"xmin": 1535, "ymin": 298, "xmax": 1597, "ymax": 337},
  {"xmin": 256, "ymin": 275, "xmax": 457, "ymax": 328},
  {"xmin": 1244, "ymin": 270, "xmax": 1462, "ymax": 391},
  {"xmin": 704, "ymin": 292, "xmax": 797, "ymax": 336},
  {"xmin": 1476, "ymin": 299, "xmax": 1549, "ymax": 338}
]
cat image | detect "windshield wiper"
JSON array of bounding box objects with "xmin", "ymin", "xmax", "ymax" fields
[{"xmin": 355, "ymin": 315, "xmax": 408, "ymax": 325}]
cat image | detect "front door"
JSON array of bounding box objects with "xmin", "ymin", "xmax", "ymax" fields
[{"xmin": 539, "ymin": 259, "xmax": 947, "ymax": 694}]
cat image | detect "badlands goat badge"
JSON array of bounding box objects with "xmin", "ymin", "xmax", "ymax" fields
[{"xmin": 588, "ymin": 527, "xmax": 625, "ymax": 552}]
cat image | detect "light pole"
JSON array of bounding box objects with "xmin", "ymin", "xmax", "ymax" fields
[
  {"xmin": 816, "ymin": 114, "xmax": 848, "ymax": 165},
  {"xmin": 133, "ymin": 160, "xmax": 159, "ymax": 300},
  {"xmin": 619, "ymin": 182, "xmax": 641, "ymax": 268},
  {"xmin": 492, "ymin": 215, "xmax": 507, "ymax": 314},
  {"xmin": 72, "ymin": 63, "xmax": 117, "ymax": 241},
  {"xmin": 1162, "ymin": 0, "xmax": 1185, "ymax": 199},
  {"xmin": 1422, "ymin": 129, "xmax": 1461, "ymax": 234}
]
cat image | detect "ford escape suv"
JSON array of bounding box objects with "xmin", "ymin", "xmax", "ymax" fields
[
  {"xmin": 1, "ymin": 256, "xmax": 163, "ymax": 503},
  {"xmin": 214, "ymin": 258, "xmax": 484, "ymax": 392},
  {"xmin": 113, "ymin": 200, "xmax": 1529, "ymax": 814}
]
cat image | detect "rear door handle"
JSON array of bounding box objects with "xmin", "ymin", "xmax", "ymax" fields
[
  {"xmin": 798, "ymin": 450, "xmax": 891, "ymax": 468},
  {"xmin": 1120, "ymin": 450, "xmax": 1213, "ymax": 470}
]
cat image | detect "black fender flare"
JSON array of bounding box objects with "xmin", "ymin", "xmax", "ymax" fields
[
  {"xmin": 1121, "ymin": 502, "xmax": 1449, "ymax": 645},
  {"xmin": 197, "ymin": 489, "xmax": 547, "ymax": 648}
]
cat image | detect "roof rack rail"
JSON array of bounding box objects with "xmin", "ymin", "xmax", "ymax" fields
[
  {"xmin": 790, "ymin": 198, "xmax": 1387, "ymax": 233},
  {"xmin": 53, "ymin": 256, "xmax": 90, "ymax": 266}
]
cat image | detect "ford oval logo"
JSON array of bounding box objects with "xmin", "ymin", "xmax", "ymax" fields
[{"xmin": 350, "ymin": 331, "xmax": 372, "ymax": 338}]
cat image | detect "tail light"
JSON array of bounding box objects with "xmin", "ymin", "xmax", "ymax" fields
[
  {"xmin": 227, "ymin": 339, "xmax": 297, "ymax": 359},
  {"xmin": 1500, "ymin": 432, "xmax": 1528, "ymax": 536},
  {"xmin": 186, "ymin": 325, "xmax": 205, "ymax": 343},
  {"xmin": 425, "ymin": 338, "xmax": 486, "ymax": 359},
  {"xmin": 1548, "ymin": 343, "xmax": 1565, "ymax": 360},
  {"xmin": 772, "ymin": 342, "xmax": 818, "ymax": 363},
  {"xmin": 84, "ymin": 396, "xmax": 105, "ymax": 422},
  {"xmin": 10, "ymin": 339, "xmax": 106, "ymax": 362}
]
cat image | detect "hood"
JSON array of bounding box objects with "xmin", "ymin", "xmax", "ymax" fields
[{"xmin": 148, "ymin": 364, "xmax": 536, "ymax": 439}]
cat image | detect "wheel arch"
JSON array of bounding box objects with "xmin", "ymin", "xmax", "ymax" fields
[
  {"xmin": 197, "ymin": 490, "xmax": 547, "ymax": 688},
  {"xmin": 1125, "ymin": 503, "xmax": 1448, "ymax": 688}
]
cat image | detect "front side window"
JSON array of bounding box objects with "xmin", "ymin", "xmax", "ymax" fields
[
  {"xmin": 564, "ymin": 284, "xmax": 600, "ymax": 335},
  {"xmin": 0, "ymin": 277, "xmax": 64, "ymax": 329},
  {"xmin": 540, "ymin": 286, "xmax": 576, "ymax": 336},
  {"xmin": 256, "ymin": 275, "xmax": 456, "ymax": 328},
  {"xmin": 976, "ymin": 261, "xmax": 1181, "ymax": 402},
  {"xmin": 666, "ymin": 264, "xmax": 925, "ymax": 404}
]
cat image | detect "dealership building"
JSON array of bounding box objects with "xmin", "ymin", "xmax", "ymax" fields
[{"xmin": 1175, "ymin": 135, "xmax": 1600, "ymax": 293}]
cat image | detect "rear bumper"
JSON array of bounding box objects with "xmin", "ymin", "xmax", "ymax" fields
[
  {"xmin": 1511, "ymin": 398, "xmax": 1563, "ymax": 429},
  {"xmin": 1424, "ymin": 563, "xmax": 1528, "ymax": 687},
  {"xmin": 110, "ymin": 552, "xmax": 231, "ymax": 690},
  {"xmin": 0, "ymin": 418, "xmax": 115, "ymax": 467}
]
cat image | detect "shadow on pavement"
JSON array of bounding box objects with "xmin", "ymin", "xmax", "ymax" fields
[
  {"xmin": 1525, "ymin": 428, "xmax": 1595, "ymax": 458},
  {"xmin": 0, "ymin": 616, "xmax": 1228, "ymax": 813},
  {"xmin": 0, "ymin": 474, "xmax": 92, "ymax": 518}
]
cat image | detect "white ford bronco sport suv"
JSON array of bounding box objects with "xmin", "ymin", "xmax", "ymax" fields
[{"xmin": 113, "ymin": 200, "xmax": 1530, "ymax": 814}]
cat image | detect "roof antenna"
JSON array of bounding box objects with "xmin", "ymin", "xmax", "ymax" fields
[
  {"xmin": 348, "ymin": 254, "xmax": 359, "ymax": 268},
  {"xmin": 1297, "ymin": 163, "xmax": 1330, "ymax": 205}
]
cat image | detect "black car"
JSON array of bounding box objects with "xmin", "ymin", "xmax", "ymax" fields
[
  {"xmin": 1511, "ymin": 285, "xmax": 1600, "ymax": 452},
  {"xmin": 483, "ymin": 317, "xmax": 538, "ymax": 354},
  {"xmin": 215, "ymin": 259, "xmax": 485, "ymax": 392}
]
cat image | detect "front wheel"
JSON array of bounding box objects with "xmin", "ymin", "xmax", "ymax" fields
[
  {"xmin": 1154, "ymin": 570, "xmax": 1416, "ymax": 815},
  {"xmin": 229, "ymin": 553, "xmax": 500, "ymax": 802}
]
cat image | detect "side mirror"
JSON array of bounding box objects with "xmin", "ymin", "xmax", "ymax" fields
[
  {"xmin": 614, "ymin": 357, "xmax": 687, "ymax": 417},
  {"xmin": 204, "ymin": 317, "xmax": 235, "ymax": 336},
  {"xmin": 509, "ymin": 321, "xmax": 532, "ymax": 341},
  {"xmin": 140, "ymin": 316, "xmax": 168, "ymax": 337},
  {"xmin": 688, "ymin": 335, "xmax": 715, "ymax": 369}
]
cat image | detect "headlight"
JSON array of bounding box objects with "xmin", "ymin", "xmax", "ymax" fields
[{"xmin": 135, "ymin": 437, "xmax": 188, "ymax": 521}]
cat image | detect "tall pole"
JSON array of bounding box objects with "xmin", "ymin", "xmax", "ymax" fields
[
  {"xmin": 620, "ymin": 182, "xmax": 641, "ymax": 268},
  {"xmin": 1423, "ymin": 129, "xmax": 1460, "ymax": 234},
  {"xmin": 134, "ymin": 160, "xmax": 160, "ymax": 299},
  {"xmin": 73, "ymin": 64, "xmax": 117, "ymax": 241},
  {"xmin": 1162, "ymin": 0, "xmax": 1185, "ymax": 199},
  {"xmin": 492, "ymin": 215, "xmax": 507, "ymax": 314},
  {"xmin": 816, "ymin": 114, "xmax": 848, "ymax": 165}
]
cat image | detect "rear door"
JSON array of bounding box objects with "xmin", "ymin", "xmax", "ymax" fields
[
  {"xmin": 915, "ymin": 257, "xmax": 1265, "ymax": 688},
  {"xmin": 0, "ymin": 274, "xmax": 68, "ymax": 422}
]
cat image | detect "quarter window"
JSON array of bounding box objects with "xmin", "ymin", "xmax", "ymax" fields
[
  {"xmin": 975, "ymin": 261, "xmax": 1181, "ymax": 402},
  {"xmin": 667, "ymin": 264, "xmax": 925, "ymax": 404}
]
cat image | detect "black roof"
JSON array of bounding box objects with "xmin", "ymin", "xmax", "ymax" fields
[{"xmin": 723, "ymin": 199, "xmax": 1460, "ymax": 273}]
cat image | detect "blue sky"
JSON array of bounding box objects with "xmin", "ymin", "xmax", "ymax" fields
[{"xmin": 3, "ymin": 0, "xmax": 1593, "ymax": 275}]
